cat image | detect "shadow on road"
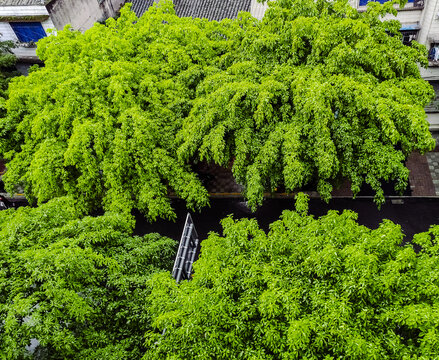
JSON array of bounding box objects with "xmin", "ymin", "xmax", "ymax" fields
[{"xmin": 134, "ymin": 197, "xmax": 439, "ymax": 244}]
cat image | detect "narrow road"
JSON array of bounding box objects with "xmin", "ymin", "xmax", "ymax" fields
[{"xmin": 134, "ymin": 197, "xmax": 439, "ymax": 243}]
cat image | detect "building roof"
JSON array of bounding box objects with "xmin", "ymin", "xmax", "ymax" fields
[
  {"xmin": 0, "ymin": 0, "xmax": 44, "ymax": 5},
  {"xmin": 130, "ymin": 0, "xmax": 156, "ymax": 16},
  {"xmin": 129, "ymin": 0, "xmax": 251, "ymax": 21}
]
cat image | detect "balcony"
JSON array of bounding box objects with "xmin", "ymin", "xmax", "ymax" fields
[{"xmin": 10, "ymin": 46, "xmax": 41, "ymax": 63}]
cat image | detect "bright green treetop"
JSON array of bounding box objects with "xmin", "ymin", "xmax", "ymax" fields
[
  {"xmin": 177, "ymin": 0, "xmax": 434, "ymax": 208},
  {"xmin": 2, "ymin": 192, "xmax": 439, "ymax": 358},
  {"xmin": 0, "ymin": 0, "xmax": 434, "ymax": 218},
  {"xmin": 145, "ymin": 194, "xmax": 439, "ymax": 359},
  {"xmin": 1, "ymin": 2, "xmax": 220, "ymax": 219},
  {"xmin": 0, "ymin": 197, "xmax": 176, "ymax": 359}
]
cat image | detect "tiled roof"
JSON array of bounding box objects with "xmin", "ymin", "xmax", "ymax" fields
[
  {"xmin": 129, "ymin": 0, "xmax": 251, "ymax": 21},
  {"xmin": 0, "ymin": 0, "xmax": 44, "ymax": 5},
  {"xmin": 174, "ymin": 0, "xmax": 251, "ymax": 21},
  {"xmin": 130, "ymin": 0, "xmax": 157, "ymax": 17}
]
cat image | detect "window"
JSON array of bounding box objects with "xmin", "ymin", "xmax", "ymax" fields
[
  {"xmin": 428, "ymin": 44, "xmax": 439, "ymax": 64},
  {"xmin": 401, "ymin": 30, "xmax": 418, "ymax": 46},
  {"xmin": 10, "ymin": 22, "xmax": 46, "ymax": 43}
]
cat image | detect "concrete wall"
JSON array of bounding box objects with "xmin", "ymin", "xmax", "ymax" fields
[
  {"xmin": 418, "ymin": 0, "xmax": 439, "ymax": 45},
  {"xmin": 380, "ymin": 8, "xmax": 424, "ymax": 25},
  {"xmin": 0, "ymin": 5, "xmax": 48, "ymax": 17},
  {"xmin": 419, "ymin": 66, "xmax": 439, "ymax": 81},
  {"xmin": 41, "ymin": 16, "xmax": 55, "ymax": 33},
  {"xmin": 427, "ymin": 112, "xmax": 439, "ymax": 130},
  {"xmin": 46, "ymin": 0, "xmax": 124, "ymax": 32},
  {"xmin": 0, "ymin": 21, "xmax": 18, "ymax": 41},
  {"xmin": 250, "ymin": 0, "xmax": 268, "ymax": 20}
]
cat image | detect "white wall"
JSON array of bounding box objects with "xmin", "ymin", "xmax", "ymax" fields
[
  {"xmin": 427, "ymin": 112, "xmax": 439, "ymax": 130},
  {"xmin": 0, "ymin": 5, "xmax": 49, "ymax": 17},
  {"xmin": 381, "ymin": 9, "xmax": 423, "ymax": 25},
  {"xmin": 250, "ymin": 0, "xmax": 268, "ymax": 20},
  {"xmin": 0, "ymin": 21, "xmax": 18, "ymax": 41},
  {"xmin": 47, "ymin": 0, "xmax": 124, "ymax": 32},
  {"xmin": 41, "ymin": 17, "xmax": 55, "ymax": 34},
  {"xmin": 418, "ymin": 0, "xmax": 439, "ymax": 46},
  {"xmin": 420, "ymin": 66, "xmax": 439, "ymax": 81}
]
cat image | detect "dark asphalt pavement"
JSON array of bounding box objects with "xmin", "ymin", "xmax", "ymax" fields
[{"xmin": 134, "ymin": 197, "xmax": 439, "ymax": 244}]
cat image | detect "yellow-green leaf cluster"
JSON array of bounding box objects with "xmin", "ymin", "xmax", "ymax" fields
[
  {"xmin": 145, "ymin": 197, "xmax": 439, "ymax": 359},
  {"xmin": 0, "ymin": 0, "xmax": 434, "ymax": 216},
  {"xmin": 0, "ymin": 197, "xmax": 176, "ymax": 358}
]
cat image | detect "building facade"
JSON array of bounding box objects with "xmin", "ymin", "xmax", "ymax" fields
[
  {"xmin": 0, "ymin": 0, "xmax": 124, "ymax": 70},
  {"xmin": 45, "ymin": 0, "xmax": 124, "ymax": 32},
  {"xmin": 349, "ymin": 0, "xmax": 439, "ymax": 129},
  {"xmin": 0, "ymin": 0, "xmax": 54, "ymax": 64}
]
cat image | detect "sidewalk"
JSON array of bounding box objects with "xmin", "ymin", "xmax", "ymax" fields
[
  {"xmin": 424, "ymin": 132, "xmax": 439, "ymax": 196},
  {"xmin": 407, "ymin": 151, "xmax": 436, "ymax": 196},
  {"xmin": 408, "ymin": 132, "xmax": 439, "ymax": 197}
]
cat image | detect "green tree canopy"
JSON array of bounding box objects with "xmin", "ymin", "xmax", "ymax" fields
[
  {"xmin": 0, "ymin": 39, "xmax": 18, "ymax": 116},
  {"xmin": 0, "ymin": 2, "xmax": 220, "ymax": 219},
  {"xmin": 177, "ymin": 0, "xmax": 435, "ymax": 208},
  {"xmin": 0, "ymin": 0, "xmax": 434, "ymax": 218},
  {"xmin": 145, "ymin": 194, "xmax": 439, "ymax": 359},
  {"xmin": 0, "ymin": 197, "xmax": 176, "ymax": 359}
]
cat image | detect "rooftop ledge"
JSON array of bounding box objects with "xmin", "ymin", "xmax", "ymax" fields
[{"xmin": 10, "ymin": 46, "xmax": 42, "ymax": 63}]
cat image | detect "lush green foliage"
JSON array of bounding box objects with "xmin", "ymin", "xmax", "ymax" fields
[
  {"xmin": 0, "ymin": 2, "xmax": 221, "ymax": 219},
  {"xmin": 145, "ymin": 194, "xmax": 439, "ymax": 359},
  {"xmin": 0, "ymin": 197, "xmax": 176, "ymax": 359},
  {"xmin": 0, "ymin": 40, "xmax": 17, "ymax": 89},
  {"xmin": 178, "ymin": 0, "xmax": 435, "ymax": 208},
  {"xmin": 2, "ymin": 193, "xmax": 439, "ymax": 359},
  {"xmin": 0, "ymin": 0, "xmax": 434, "ymax": 218},
  {"xmin": 0, "ymin": 40, "xmax": 18, "ymax": 115}
]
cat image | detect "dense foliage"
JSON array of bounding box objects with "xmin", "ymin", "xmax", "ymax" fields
[
  {"xmin": 2, "ymin": 193, "xmax": 439, "ymax": 359},
  {"xmin": 178, "ymin": 0, "xmax": 435, "ymax": 208},
  {"xmin": 0, "ymin": 40, "xmax": 17, "ymax": 89},
  {"xmin": 0, "ymin": 197, "xmax": 176, "ymax": 359},
  {"xmin": 145, "ymin": 194, "xmax": 439, "ymax": 359},
  {"xmin": 0, "ymin": 40, "xmax": 18, "ymax": 115},
  {"xmin": 0, "ymin": 2, "xmax": 218, "ymax": 219},
  {"xmin": 0, "ymin": 0, "xmax": 434, "ymax": 218}
]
